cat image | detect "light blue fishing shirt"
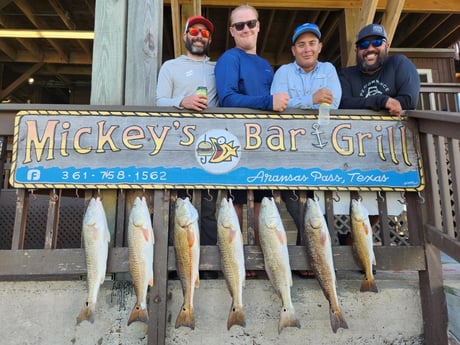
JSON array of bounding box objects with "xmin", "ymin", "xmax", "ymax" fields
[{"xmin": 270, "ymin": 61, "xmax": 342, "ymax": 109}]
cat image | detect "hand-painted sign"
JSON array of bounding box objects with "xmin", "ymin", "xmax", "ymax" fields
[{"xmin": 10, "ymin": 110, "xmax": 424, "ymax": 191}]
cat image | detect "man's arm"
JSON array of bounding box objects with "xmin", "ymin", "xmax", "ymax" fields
[
  {"xmin": 215, "ymin": 52, "xmax": 273, "ymax": 110},
  {"xmin": 155, "ymin": 63, "xmax": 182, "ymax": 107},
  {"xmin": 393, "ymin": 55, "xmax": 420, "ymax": 110}
]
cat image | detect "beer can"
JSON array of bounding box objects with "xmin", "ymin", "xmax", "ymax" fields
[{"xmin": 196, "ymin": 86, "xmax": 208, "ymax": 96}]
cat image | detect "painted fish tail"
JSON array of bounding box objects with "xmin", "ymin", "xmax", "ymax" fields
[
  {"xmin": 175, "ymin": 303, "xmax": 195, "ymax": 329},
  {"xmin": 360, "ymin": 276, "xmax": 378, "ymax": 293},
  {"xmin": 278, "ymin": 306, "xmax": 300, "ymax": 334},
  {"xmin": 127, "ymin": 303, "xmax": 149, "ymax": 326},
  {"xmin": 329, "ymin": 308, "xmax": 348, "ymax": 333},
  {"xmin": 76, "ymin": 303, "xmax": 95, "ymax": 324},
  {"xmin": 227, "ymin": 303, "xmax": 246, "ymax": 330}
]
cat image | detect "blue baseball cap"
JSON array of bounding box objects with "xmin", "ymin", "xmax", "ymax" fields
[
  {"xmin": 292, "ymin": 23, "xmax": 321, "ymax": 43},
  {"xmin": 356, "ymin": 24, "xmax": 387, "ymax": 43}
]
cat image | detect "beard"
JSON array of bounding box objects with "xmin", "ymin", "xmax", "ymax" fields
[
  {"xmin": 185, "ymin": 37, "xmax": 209, "ymax": 56},
  {"xmin": 357, "ymin": 49, "xmax": 388, "ymax": 73}
]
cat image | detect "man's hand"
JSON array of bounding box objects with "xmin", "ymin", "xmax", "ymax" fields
[
  {"xmin": 385, "ymin": 97, "xmax": 403, "ymax": 116},
  {"xmin": 312, "ymin": 88, "xmax": 333, "ymax": 105},
  {"xmin": 180, "ymin": 94, "xmax": 208, "ymax": 111},
  {"xmin": 272, "ymin": 92, "xmax": 289, "ymax": 112}
]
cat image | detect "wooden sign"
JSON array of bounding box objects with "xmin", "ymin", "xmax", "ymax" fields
[{"xmin": 10, "ymin": 110, "xmax": 424, "ymax": 191}]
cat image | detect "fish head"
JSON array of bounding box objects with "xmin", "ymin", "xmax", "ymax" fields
[
  {"xmin": 175, "ymin": 197, "xmax": 199, "ymax": 227},
  {"xmin": 350, "ymin": 199, "xmax": 367, "ymax": 222},
  {"xmin": 305, "ymin": 198, "xmax": 324, "ymax": 229},
  {"xmin": 259, "ymin": 197, "xmax": 281, "ymax": 228}
]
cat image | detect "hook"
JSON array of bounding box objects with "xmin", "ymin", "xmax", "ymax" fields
[
  {"xmin": 228, "ymin": 189, "xmax": 235, "ymax": 201},
  {"xmin": 398, "ymin": 191, "xmax": 406, "ymax": 205},
  {"xmin": 203, "ymin": 189, "xmax": 213, "ymax": 202},
  {"xmin": 313, "ymin": 192, "xmax": 320, "ymax": 202},
  {"xmin": 289, "ymin": 190, "xmax": 299, "ymax": 201},
  {"xmin": 377, "ymin": 191, "xmax": 385, "ymax": 202},
  {"xmin": 332, "ymin": 191, "xmax": 340, "ymax": 202},
  {"xmin": 51, "ymin": 188, "xmax": 59, "ymax": 201},
  {"xmin": 75, "ymin": 189, "xmax": 79, "ymax": 198},
  {"xmin": 186, "ymin": 189, "xmax": 192, "ymax": 201},
  {"xmin": 417, "ymin": 191, "xmax": 425, "ymax": 204},
  {"xmin": 29, "ymin": 189, "xmax": 37, "ymax": 200}
]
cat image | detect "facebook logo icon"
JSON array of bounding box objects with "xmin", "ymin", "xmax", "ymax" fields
[{"xmin": 26, "ymin": 169, "xmax": 41, "ymax": 181}]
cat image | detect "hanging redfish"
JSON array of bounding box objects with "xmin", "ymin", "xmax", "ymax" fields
[
  {"xmin": 304, "ymin": 198, "xmax": 348, "ymax": 333},
  {"xmin": 127, "ymin": 196, "xmax": 155, "ymax": 326},
  {"xmin": 174, "ymin": 197, "xmax": 200, "ymax": 329},
  {"xmin": 217, "ymin": 197, "xmax": 246, "ymax": 330},
  {"xmin": 350, "ymin": 199, "xmax": 378, "ymax": 293},
  {"xmin": 259, "ymin": 197, "xmax": 300, "ymax": 334},
  {"xmin": 77, "ymin": 197, "xmax": 110, "ymax": 324}
]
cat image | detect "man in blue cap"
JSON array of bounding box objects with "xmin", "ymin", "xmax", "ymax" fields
[
  {"xmin": 271, "ymin": 22, "xmax": 342, "ymax": 109},
  {"xmin": 339, "ymin": 23, "xmax": 420, "ymax": 115},
  {"xmin": 271, "ymin": 23, "xmax": 342, "ymax": 277}
]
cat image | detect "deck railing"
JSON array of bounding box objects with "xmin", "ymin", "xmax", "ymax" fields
[{"xmin": 0, "ymin": 85, "xmax": 459, "ymax": 345}]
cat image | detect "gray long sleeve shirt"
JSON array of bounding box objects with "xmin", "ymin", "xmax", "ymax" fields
[{"xmin": 156, "ymin": 55, "xmax": 218, "ymax": 108}]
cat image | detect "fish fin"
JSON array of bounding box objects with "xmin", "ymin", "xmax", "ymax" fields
[
  {"xmin": 276, "ymin": 229, "xmax": 287, "ymax": 245},
  {"xmin": 329, "ymin": 308, "xmax": 348, "ymax": 333},
  {"xmin": 141, "ymin": 226, "xmax": 150, "ymax": 242},
  {"xmin": 76, "ymin": 302, "xmax": 95, "ymax": 324},
  {"xmin": 195, "ymin": 275, "xmax": 200, "ymax": 288},
  {"xmin": 187, "ymin": 230, "xmax": 196, "ymax": 247},
  {"xmin": 320, "ymin": 229, "xmax": 329, "ymax": 245},
  {"xmin": 228, "ymin": 228, "xmax": 237, "ymax": 243},
  {"xmin": 227, "ymin": 303, "xmax": 246, "ymax": 330},
  {"xmin": 360, "ymin": 276, "xmax": 378, "ymax": 293},
  {"xmin": 364, "ymin": 222, "xmax": 371, "ymax": 236},
  {"xmin": 278, "ymin": 306, "xmax": 300, "ymax": 334},
  {"xmin": 149, "ymin": 276, "xmax": 154, "ymax": 287},
  {"xmin": 127, "ymin": 303, "xmax": 149, "ymax": 326},
  {"xmin": 175, "ymin": 304, "xmax": 195, "ymax": 329}
]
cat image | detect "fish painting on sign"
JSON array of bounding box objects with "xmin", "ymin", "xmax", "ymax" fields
[
  {"xmin": 259, "ymin": 197, "xmax": 300, "ymax": 334},
  {"xmin": 217, "ymin": 197, "xmax": 246, "ymax": 330},
  {"xmin": 174, "ymin": 197, "xmax": 201, "ymax": 329},
  {"xmin": 77, "ymin": 197, "xmax": 110, "ymax": 324},
  {"xmin": 350, "ymin": 198, "xmax": 378, "ymax": 293},
  {"xmin": 127, "ymin": 196, "xmax": 155, "ymax": 326},
  {"xmin": 304, "ymin": 198, "xmax": 348, "ymax": 333}
]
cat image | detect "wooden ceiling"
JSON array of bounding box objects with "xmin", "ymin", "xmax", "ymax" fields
[{"xmin": 0, "ymin": 0, "xmax": 459, "ymax": 104}]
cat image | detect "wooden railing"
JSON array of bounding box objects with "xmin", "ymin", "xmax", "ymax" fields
[
  {"xmin": 419, "ymin": 82, "xmax": 460, "ymax": 112},
  {"xmin": 0, "ymin": 98, "xmax": 459, "ymax": 344}
]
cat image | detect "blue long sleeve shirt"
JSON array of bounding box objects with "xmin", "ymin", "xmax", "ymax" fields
[
  {"xmin": 215, "ymin": 48, "xmax": 274, "ymax": 110},
  {"xmin": 338, "ymin": 54, "xmax": 420, "ymax": 110},
  {"xmin": 270, "ymin": 61, "xmax": 342, "ymax": 109}
]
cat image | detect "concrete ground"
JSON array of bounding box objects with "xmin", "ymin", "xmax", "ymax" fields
[{"xmin": 0, "ymin": 254, "xmax": 457, "ymax": 345}]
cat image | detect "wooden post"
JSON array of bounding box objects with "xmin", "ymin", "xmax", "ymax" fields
[{"xmin": 90, "ymin": 0, "xmax": 128, "ymax": 247}]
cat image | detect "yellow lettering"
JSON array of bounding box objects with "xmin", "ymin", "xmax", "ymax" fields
[
  {"xmin": 96, "ymin": 121, "xmax": 120, "ymax": 153},
  {"xmin": 288, "ymin": 128, "xmax": 305, "ymax": 151},
  {"xmin": 266, "ymin": 126, "xmax": 285, "ymax": 151},
  {"xmin": 180, "ymin": 125, "xmax": 195, "ymax": 146},
  {"xmin": 332, "ymin": 123, "xmax": 353, "ymax": 156},
  {"xmin": 356, "ymin": 132, "xmax": 372, "ymax": 157},
  {"xmin": 23, "ymin": 120, "xmax": 58, "ymax": 164},
  {"xmin": 74, "ymin": 127, "xmax": 92, "ymax": 154},
  {"xmin": 146, "ymin": 125, "xmax": 171, "ymax": 155},
  {"xmin": 122, "ymin": 125, "xmax": 145, "ymax": 150},
  {"xmin": 245, "ymin": 124, "xmax": 261, "ymax": 150}
]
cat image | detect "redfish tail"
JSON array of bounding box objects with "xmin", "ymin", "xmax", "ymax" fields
[
  {"xmin": 175, "ymin": 304, "xmax": 195, "ymax": 329},
  {"xmin": 227, "ymin": 303, "xmax": 246, "ymax": 330},
  {"xmin": 360, "ymin": 276, "xmax": 378, "ymax": 293},
  {"xmin": 329, "ymin": 308, "xmax": 348, "ymax": 333},
  {"xmin": 127, "ymin": 303, "xmax": 149, "ymax": 326},
  {"xmin": 76, "ymin": 303, "xmax": 95, "ymax": 324},
  {"xmin": 278, "ymin": 306, "xmax": 300, "ymax": 334}
]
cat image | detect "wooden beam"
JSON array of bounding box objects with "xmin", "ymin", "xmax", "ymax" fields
[
  {"xmin": 163, "ymin": 0, "xmax": 460, "ymax": 12},
  {"xmin": 0, "ymin": 62, "xmax": 44, "ymax": 100},
  {"xmin": 381, "ymin": 0, "xmax": 405, "ymax": 45},
  {"xmin": 171, "ymin": 0, "xmax": 182, "ymax": 58}
]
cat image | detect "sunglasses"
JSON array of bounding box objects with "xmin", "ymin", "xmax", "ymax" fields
[
  {"xmin": 357, "ymin": 38, "xmax": 385, "ymax": 50},
  {"xmin": 187, "ymin": 27, "xmax": 211, "ymax": 39},
  {"xmin": 231, "ymin": 19, "xmax": 257, "ymax": 31}
]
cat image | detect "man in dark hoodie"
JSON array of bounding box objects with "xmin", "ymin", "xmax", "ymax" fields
[{"xmin": 339, "ymin": 23, "xmax": 420, "ymax": 115}]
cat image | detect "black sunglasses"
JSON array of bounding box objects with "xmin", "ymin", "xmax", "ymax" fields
[
  {"xmin": 231, "ymin": 19, "xmax": 257, "ymax": 31},
  {"xmin": 357, "ymin": 38, "xmax": 385, "ymax": 50}
]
